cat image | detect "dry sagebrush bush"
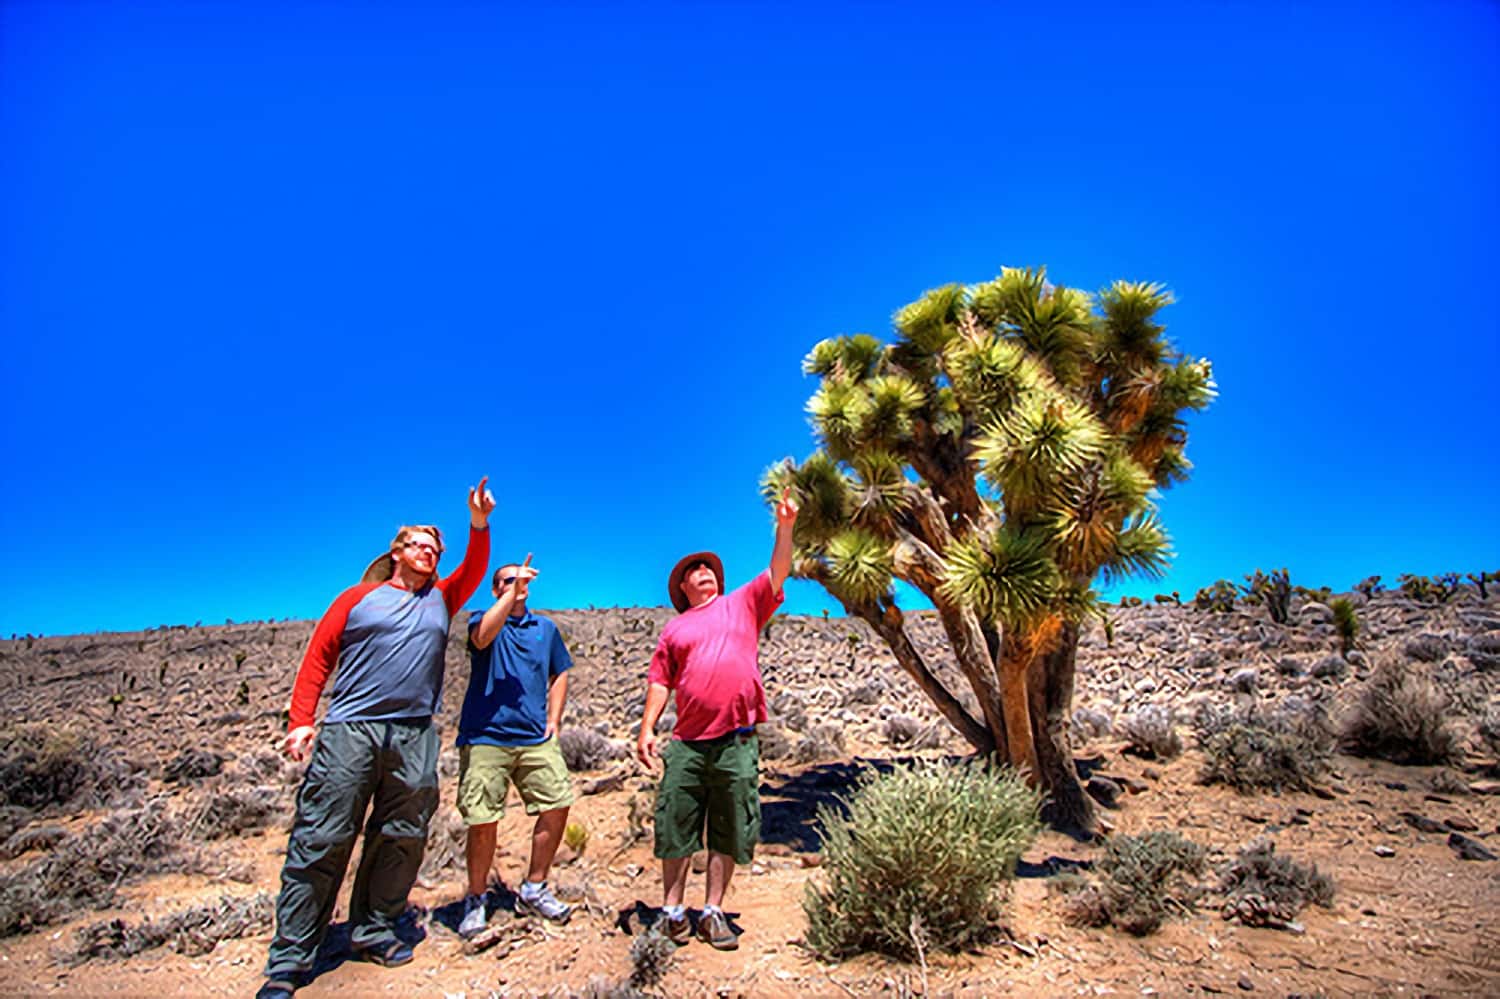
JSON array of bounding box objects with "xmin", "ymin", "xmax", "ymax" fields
[
  {"xmin": 803, "ymin": 760, "xmax": 1040, "ymax": 960},
  {"xmin": 69, "ymin": 892, "xmax": 273, "ymax": 964},
  {"xmin": 1195, "ymin": 698, "xmax": 1333, "ymax": 792},
  {"xmin": 1056, "ymin": 830, "xmax": 1207, "ymax": 936},
  {"xmin": 1218, "ymin": 837, "xmax": 1333, "ymax": 927},
  {"xmin": 1118, "ymin": 705, "xmax": 1182, "ymax": 759},
  {"xmin": 558, "ymin": 728, "xmax": 627, "ymax": 772},
  {"xmin": 1341, "ymin": 653, "xmax": 1462, "ymax": 765},
  {"xmin": 0, "ymin": 799, "xmax": 188, "ymax": 937},
  {"xmin": 0, "ymin": 724, "xmax": 135, "ymax": 811}
]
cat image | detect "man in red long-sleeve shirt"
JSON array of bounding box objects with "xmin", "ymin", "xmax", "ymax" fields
[{"xmin": 257, "ymin": 478, "xmax": 494, "ymax": 999}]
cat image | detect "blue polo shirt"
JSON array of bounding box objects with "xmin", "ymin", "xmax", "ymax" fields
[{"xmin": 459, "ymin": 611, "xmax": 573, "ymax": 747}]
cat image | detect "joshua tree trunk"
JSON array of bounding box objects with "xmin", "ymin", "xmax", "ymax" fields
[
  {"xmin": 996, "ymin": 635, "xmax": 1040, "ymax": 778},
  {"xmin": 1027, "ymin": 620, "xmax": 1096, "ymax": 834}
]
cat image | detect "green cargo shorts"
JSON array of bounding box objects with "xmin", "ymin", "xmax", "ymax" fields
[
  {"xmin": 653, "ymin": 732, "xmax": 760, "ymax": 865},
  {"xmin": 457, "ymin": 737, "xmax": 574, "ymax": 825}
]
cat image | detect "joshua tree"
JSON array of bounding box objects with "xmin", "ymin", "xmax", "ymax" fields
[{"xmin": 764, "ymin": 267, "xmax": 1214, "ymax": 831}]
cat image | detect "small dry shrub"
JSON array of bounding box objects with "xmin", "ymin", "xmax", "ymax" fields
[
  {"xmin": 794, "ymin": 722, "xmax": 846, "ymax": 764},
  {"xmin": 0, "ymin": 799, "xmax": 187, "ymax": 937},
  {"xmin": 1118, "ymin": 705, "xmax": 1182, "ymax": 760},
  {"xmin": 627, "ymin": 926, "xmax": 676, "ymax": 989},
  {"xmin": 186, "ymin": 786, "xmax": 282, "ymax": 840},
  {"xmin": 803, "ymin": 760, "xmax": 1040, "ymax": 959},
  {"xmin": 418, "ymin": 806, "xmax": 468, "ymax": 881},
  {"xmin": 0, "ymin": 724, "xmax": 133, "ymax": 811},
  {"xmin": 1478, "ymin": 706, "xmax": 1500, "ymax": 756},
  {"xmin": 559, "ymin": 728, "xmax": 627, "ymax": 772},
  {"xmin": 756, "ymin": 724, "xmax": 793, "ymax": 761},
  {"xmin": 1217, "ymin": 837, "xmax": 1333, "ymax": 927},
  {"xmin": 1057, "ymin": 830, "xmax": 1207, "ymax": 936},
  {"xmin": 69, "ymin": 892, "xmax": 273, "ymax": 964},
  {"xmin": 1196, "ymin": 699, "xmax": 1332, "ymax": 792},
  {"xmin": 163, "ymin": 749, "xmax": 223, "ymax": 785},
  {"xmin": 771, "ymin": 691, "xmax": 808, "ymax": 733},
  {"xmin": 1403, "ymin": 634, "xmax": 1448, "ymax": 663},
  {"xmin": 1467, "ymin": 634, "xmax": 1500, "ymax": 671},
  {"xmin": 1, "ymin": 824, "xmax": 68, "ymax": 860},
  {"xmin": 1341, "ymin": 653, "xmax": 1462, "ymax": 765},
  {"xmin": 1072, "ymin": 706, "xmax": 1112, "ymax": 741}
]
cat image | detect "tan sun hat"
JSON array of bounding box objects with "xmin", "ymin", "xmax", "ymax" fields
[
  {"xmin": 362, "ymin": 525, "xmax": 444, "ymax": 584},
  {"xmin": 668, "ymin": 551, "xmax": 724, "ymax": 612}
]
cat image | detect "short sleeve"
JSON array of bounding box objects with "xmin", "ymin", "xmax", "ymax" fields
[
  {"xmin": 742, "ymin": 571, "xmax": 784, "ymax": 628},
  {"xmin": 647, "ymin": 635, "xmax": 677, "ymax": 688},
  {"xmin": 549, "ymin": 623, "xmax": 574, "ymax": 677}
]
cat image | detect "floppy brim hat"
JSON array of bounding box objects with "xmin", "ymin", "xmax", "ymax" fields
[
  {"xmin": 362, "ymin": 552, "xmax": 396, "ymax": 584},
  {"xmin": 668, "ymin": 551, "xmax": 724, "ymax": 613}
]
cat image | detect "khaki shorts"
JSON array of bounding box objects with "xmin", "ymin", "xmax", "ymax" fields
[
  {"xmin": 653, "ymin": 732, "xmax": 760, "ymax": 865},
  {"xmin": 457, "ymin": 737, "xmax": 574, "ymax": 825}
]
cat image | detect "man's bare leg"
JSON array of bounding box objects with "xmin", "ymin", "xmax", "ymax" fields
[
  {"xmin": 465, "ymin": 822, "xmax": 497, "ymax": 897},
  {"xmin": 526, "ymin": 807, "xmax": 569, "ymax": 883},
  {"xmin": 705, "ymin": 851, "xmax": 735, "ymax": 909},
  {"xmin": 661, "ymin": 855, "xmax": 691, "ymax": 908}
]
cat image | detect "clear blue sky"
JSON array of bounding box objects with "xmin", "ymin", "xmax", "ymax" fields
[{"xmin": 3, "ymin": 1, "xmax": 1496, "ymax": 637}]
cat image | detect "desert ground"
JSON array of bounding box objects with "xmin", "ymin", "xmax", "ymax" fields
[{"xmin": 1, "ymin": 586, "xmax": 1497, "ymax": 998}]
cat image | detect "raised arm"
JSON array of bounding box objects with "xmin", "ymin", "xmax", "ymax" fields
[
  {"xmin": 769, "ymin": 487, "xmax": 799, "ymax": 597},
  {"xmin": 471, "ymin": 557, "xmax": 538, "ymax": 650},
  {"xmin": 440, "ymin": 476, "xmax": 496, "ymax": 614}
]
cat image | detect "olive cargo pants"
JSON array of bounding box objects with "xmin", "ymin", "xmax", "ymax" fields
[{"xmin": 264, "ymin": 719, "xmax": 439, "ymax": 977}]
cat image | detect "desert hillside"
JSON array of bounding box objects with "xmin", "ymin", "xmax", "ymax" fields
[{"xmin": 1, "ymin": 585, "xmax": 1497, "ymax": 997}]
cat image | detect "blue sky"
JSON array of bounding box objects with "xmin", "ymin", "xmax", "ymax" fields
[{"xmin": 3, "ymin": 0, "xmax": 1496, "ymax": 637}]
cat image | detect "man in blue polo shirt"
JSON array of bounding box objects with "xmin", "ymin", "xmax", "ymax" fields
[{"xmin": 456, "ymin": 558, "xmax": 575, "ymax": 937}]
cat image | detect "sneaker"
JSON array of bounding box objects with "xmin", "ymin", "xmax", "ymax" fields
[
  {"xmin": 516, "ymin": 882, "xmax": 573, "ymax": 923},
  {"xmin": 662, "ymin": 913, "xmax": 691, "ymax": 945},
  {"xmin": 695, "ymin": 909, "xmax": 738, "ymax": 950},
  {"xmin": 458, "ymin": 894, "xmax": 488, "ymax": 938}
]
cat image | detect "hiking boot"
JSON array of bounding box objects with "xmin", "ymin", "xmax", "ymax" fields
[
  {"xmin": 458, "ymin": 893, "xmax": 488, "ymax": 938},
  {"xmin": 516, "ymin": 882, "xmax": 573, "ymax": 923},
  {"xmin": 353, "ymin": 938, "xmax": 413, "ymax": 967},
  {"xmin": 695, "ymin": 909, "xmax": 738, "ymax": 950},
  {"xmin": 255, "ymin": 976, "xmax": 301, "ymax": 999},
  {"xmin": 662, "ymin": 913, "xmax": 691, "ymax": 945}
]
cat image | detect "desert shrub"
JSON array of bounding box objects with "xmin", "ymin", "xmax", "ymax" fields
[
  {"xmin": 770, "ymin": 691, "xmax": 807, "ymax": 732},
  {"xmin": 559, "ymin": 728, "xmax": 626, "ymax": 772},
  {"xmin": 628, "ymin": 926, "xmax": 676, "ymax": 989},
  {"xmin": 841, "ymin": 678, "xmax": 885, "ymax": 707},
  {"xmin": 882, "ymin": 714, "xmax": 944, "ymax": 751},
  {"xmin": 794, "ymin": 722, "xmax": 847, "ymax": 764},
  {"xmin": 564, "ymin": 821, "xmax": 589, "ymax": 855},
  {"xmin": 163, "ymin": 749, "xmax": 223, "ymax": 784},
  {"xmin": 69, "ymin": 892, "xmax": 273, "ymax": 964},
  {"xmin": 1310, "ymin": 654, "xmax": 1348, "ymax": 680},
  {"xmin": 1341, "ymin": 654, "xmax": 1462, "ymax": 765},
  {"xmin": 1467, "ymin": 634, "xmax": 1500, "ymax": 671},
  {"xmin": 1118, "ymin": 705, "xmax": 1182, "ymax": 760},
  {"xmin": 1245, "ymin": 568, "xmax": 1291, "ymax": 624},
  {"xmin": 1479, "ymin": 706, "xmax": 1500, "ymax": 756},
  {"xmin": 186, "ymin": 786, "xmax": 282, "ymax": 840},
  {"xmin": 1331, "ymin": 598, "xmax": 1359, "ymax": 653},
  {"xmin": 756, "ymin": 724, "xmax": 793, "ymax": 760},
  {"xmin": 803, "ymin": 760, "xmax": 1040, "ymax": 959},
  {"xmin": 1226, "ymin": 668, "xmax": 1259, "ymax": 694},
  {"xmin": 417, "ymin": 806, "xmax": 468, "ymax": 881},
  {"xmin": 0, "ymin": 724, "xmax": 132, "ymax": 811},
  {"xmin": 0, "ymin": 799, "xmax": 187, "ymax": 937},
  {"xmin": 1196, "ymin": 700, "xmax": 1333, "ymax": 792},
  {"xmin": 1057, "ymin": 830, "xmax": 1207, "ymax": 936},
  {"xmin": 1403, "ymin": 634, "xmax": 1448, "ymax": 663},
  {"xmin": 1218, "ymin": 837, "xmax": 1333, "ymax": 928},
  {"xmin": 1072, "ymin": 706, "xmax": 1113, "ymax": 741},
  {"xmin": 1, "ymin": 823, "xmax": 68, "ymax": 860}
]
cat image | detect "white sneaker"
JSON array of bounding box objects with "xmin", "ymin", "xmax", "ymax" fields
[
  {"xmin": 458, "ymin": 894, "xmax": 488, "ymax": 938},
  {"xmin": 517, "ymin": 882, "xmax": 573, "ymax": 923}
]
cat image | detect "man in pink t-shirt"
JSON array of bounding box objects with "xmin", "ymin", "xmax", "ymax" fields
[{"xmin": 636, "ymin": 490, "xmax": 798, "ymax": 950}]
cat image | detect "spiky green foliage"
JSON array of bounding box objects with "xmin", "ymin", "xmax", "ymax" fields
[
  {"xmin": 803, "ymin": 761, "xmax": 1040, "ymax": 959},
  {"xmin": 770, "ymin": 265, "xmax": 1213, "ymax": 828}
]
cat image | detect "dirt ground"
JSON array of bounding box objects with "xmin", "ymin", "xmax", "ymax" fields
[{"xmin": 2, "ymin": 597, "xmax": 1498, "ymax": 997}]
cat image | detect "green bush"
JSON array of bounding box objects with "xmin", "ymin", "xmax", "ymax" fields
[
  {"xmin": 1057, "ymin": 830, "xmax": 1207, "ymax": 935},
  {"xmin": 1341, "ymin": 653, "xmax": 1461, "ymax": 765},
  {"xmin": 803, "ymin": 760, "xmax": 1040, "ymax": 960},
  {"xmin": 1330, "ymin": 598, "xmax": 1359, "ymax": 654}
]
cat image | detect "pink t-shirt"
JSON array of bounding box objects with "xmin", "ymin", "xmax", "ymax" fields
[{"xmin": 648, "ymin": 570, "xmax": 784, "ymax": 741}]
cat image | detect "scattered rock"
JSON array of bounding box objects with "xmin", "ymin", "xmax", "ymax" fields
[
  {"xmin": 1448, "ymin": 833, "xmax": 1497, "ymax": 861},
  {"xmin": 1400, "ymin": 812, "xmax": 1445, "ymax": 834},
  {"xmin": 1085, "ymin": 776, "xmax": 1123, "ymax": 808},
  {"xmin": 1443, "ymin": 816, "xmax": 1479, "ymax": 833},
  {"xmin": 1238, "ymin": 974, "xmax": 1255, "ymax": 990},
  {"xmin": 1373, "ymin": 845, "xmax": 1396, "ymax": 857}
]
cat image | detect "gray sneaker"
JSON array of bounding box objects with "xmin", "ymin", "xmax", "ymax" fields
[
  {"xmin": 458, "ymin": 894, "xmax": 488, "ymax": 938},
  {"xmin": 516, "ymin": 882, "xmax": 573, "ymax": 923}
]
